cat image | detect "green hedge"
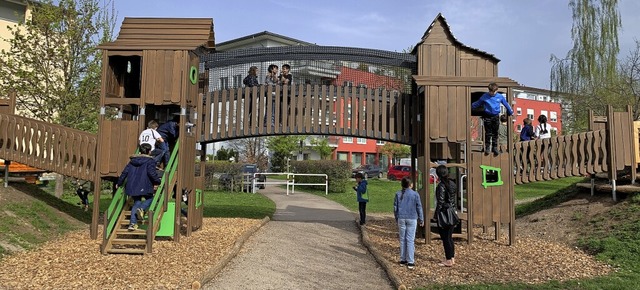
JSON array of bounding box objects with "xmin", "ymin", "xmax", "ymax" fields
[{"xmin": 290, "ymin": 160, "xmax": 351, "ymax": 193}]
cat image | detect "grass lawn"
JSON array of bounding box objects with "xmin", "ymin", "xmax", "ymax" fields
[
  {"xmin": 202, "ymin": 190, "xmax": 276, "ymax": 219},
  {"xmin": 514, "ymin": 176, "xmax": 585, "ymax": 200}
]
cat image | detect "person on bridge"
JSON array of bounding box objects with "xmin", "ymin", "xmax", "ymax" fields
[
  {"xmin": 243, "ymin": 66, "xmax": 260, "ymax": 87},
  {"xmin": 116, "ymin": 143, "xmax": 161, "ymax": 231},
  {"xmin": 471, "ymin": 82, "xmax": 513, "ymax": 156},
  {"xmin": 353, "ymin": 172, "xmax": 368, "ymax": 225},
  {"xmin": 278, "ymin": 63, "xmax": 292, "ymax": 85},
  {"xmin": 265, "ymin": 64, "xmax": 279, "ymax": 85},
  {"xmin": 393, "ymin": 176, "xmax": 424, "ymax": 270},
  {"xmin": 156, "ymin": 116, "xmax": 180, "ymax": 168}
]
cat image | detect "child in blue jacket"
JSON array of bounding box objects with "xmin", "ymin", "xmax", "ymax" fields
[
  {"xmin": 471, "ymin": 83, "xmax": 513, "ymax": 156},
  {"xmin": 353, "ymin": 172, "xmax": 368, "ymax": 225}
]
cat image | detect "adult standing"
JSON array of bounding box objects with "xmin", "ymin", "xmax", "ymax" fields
[
  {"xmin": 393, "ymin": 177, "xmax": 424, "ymax": 270},
  {"xmin": 116, "ymin": 143, "xmax": 161, "ymax": 231},
  {"xmin": 434, "ymin": 165, "xmax": 457, "ymax": 267},
  {"xmin": 471, "ymin": 83, "xmax": 514, "ymax": 156},
  {"xmin": 353, "ymin": 172, "xmax": 368, "ymax": 225}
]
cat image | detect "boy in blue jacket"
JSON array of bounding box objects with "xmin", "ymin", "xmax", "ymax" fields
[
  {"xmin": 116, "ymin": 143, "xmax": 161, "ymax": 231},
  {"xmin": 471, "ymin": 83, "xmax": 514, "ymax": 156}
]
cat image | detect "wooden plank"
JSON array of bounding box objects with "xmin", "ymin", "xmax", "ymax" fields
[
  {"xmin": 296, "ymin": 84, "xmax": 305, "ymax": 134},
  {"xmin": 365, "ymin": 88, "xmax": 373, "ymax": 138},
  {"xmin": 428, "ymin": 86, "xmax": 439, "ymax": 139},
  {"xmin": 471, "ymin": 153, "xmax": 483, "ymax": 224},
  {"xmin": 446, "ymin": 86, "xmax": 457, "ymax": 141},
  {"xmin": 328, "ymin": 85, "xmax": 336, "ymax": 135},
  {"xmin": 349, "ymin": 86, "xmax": 356, "ymax": 136},
  {"xmin": 305, "ymin": 85, "xmax": 313, "ymax": 134},
  {"xmin": 282, "ymin": 85, "xmax": 290, "ymax": 134},
  {"xmin": 233, "ymin": 88, "xmax": 242, "ymax": 138},
  {"xmin": 571, "ymin": 134, "xmax": 579, "ymax": 176},
  {"xmin": 373, "ymin": 88, "xmax": 380, "ymax": 139},
  {"xmin": 395, "ymin": 91, "xmax": 403, "ymax": 143},
  {"xmin": 314, "ymin": 85, "xmax": 322, "ymax": 134},
  {"xmin": 219, "ymin": 89, "xmax": 228, "ymax": 139},
  {"xmin": 381, "ymin": 89, "xmax": 387, "ymax": 140}
]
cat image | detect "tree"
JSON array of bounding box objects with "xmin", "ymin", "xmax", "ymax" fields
[
  {"xmin": 310, "ymin": 137, "xmax": 333, "ymax": 160},
  {"xmin": 379, "ymin": 142, "xmax": 410, "ymax": 165},
  {"xmin": 267, "ymin": 136, "xmax": 305, "ymax": 171},
  {"xmin": 228, "ymin": 138, "xmax": 269, "ymax": 169},
  {"xmin": 215, "ymin": 146, "xmax": 238, "ymax": 162},
  {"xmin": 550, "ymin": 0, "xmax": 621, "ymax": 132},
  {"xmin": 616, "ymin": 40, "xmax": 640, "ymax": 120},
  {"xmin": 0, "ymin": 0, "xmax": 116, "ymax": 132}
]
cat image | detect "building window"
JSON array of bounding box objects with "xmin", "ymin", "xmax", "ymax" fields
[
  {"xmin": 0, "ymin": 1, "xmax": 26, "ymax": 23},
  {"xmin": 516, "ymin": 124, "xmax": 522, "ymax": 132},
  {"xmin": 516, "ymin": 107, "xmax": 522, "ymax": 115},
  {"xmin": 220, "ymin": 77, "xmax": 229, "ymax": 90},
  {"xmin": 343, "ymin": 137, "xmax": 353, "ymax": 143},
  {"xmin": 376, "ymin": 140, "xmax": 386, "ymax": 145},
  {"xmin": 550, "ymin": 111, "xmax": 557, "ymax": 122},
  {"xmin": 233, "ymin": 74, "xmax": 242, "ymax": 88},
  {"xmin": 337, "ymin": 152, "xmax": 348, "ymax": 161},
  {"xmin": 526, "ymin": 109, "xmax": 534, "ymax": 120},
  {"xmin": 541, "ymin": 110, "xmax": 548, "ymax": 120},
  {"xmin": 343, "ymin": 81, "xmax": 353, "ymax": 87},
  {"xmin": 352, "ymin": 152, "xmax": 362, "ymax": 166},
  {"xmin": 357, "ymin": 138, "xmax": 367, "ymax": 144}
]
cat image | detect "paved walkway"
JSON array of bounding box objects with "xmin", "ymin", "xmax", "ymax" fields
[{"xmin": 204, "ymin": 186, "xmax": 394, "ymax": 290}]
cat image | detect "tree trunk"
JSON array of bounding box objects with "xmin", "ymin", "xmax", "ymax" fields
[{"xmin": 54, "ymin": 173, "xmax": 64, "ymax": 198}]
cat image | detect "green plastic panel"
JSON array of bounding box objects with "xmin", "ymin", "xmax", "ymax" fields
[{"xmin": 156, "ymin": 201, "xmax": 175, "ymax": 237}]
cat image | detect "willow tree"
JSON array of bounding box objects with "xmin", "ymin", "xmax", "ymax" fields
[{"xmin": 550, "ymin": 0, "xmax": 621, "ymax": 133}]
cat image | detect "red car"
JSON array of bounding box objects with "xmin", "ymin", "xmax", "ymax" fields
[{"xmin": 387, "ymin": 165, "xmax": 437, "ymax": 183}]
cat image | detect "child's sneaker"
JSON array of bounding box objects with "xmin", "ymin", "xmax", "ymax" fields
[
  {"xmin": 407, "ymin": 263, "xmax": 415, "ymax": 270},
  {"xmin": 136, "ymin": 208, "xmax": 145, "ymax": 221},
  {"xmin": 399, "ymin": 261, "xmax": 407, "ymax": 266},
  {"xmin": 127, "ymin": 224, "xmax": 138, "ymax": 231}
]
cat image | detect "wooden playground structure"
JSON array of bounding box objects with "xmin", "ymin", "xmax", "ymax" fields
[{"xmin": 0, "ymin": 14, "xmax": 638, "ymax": 254}]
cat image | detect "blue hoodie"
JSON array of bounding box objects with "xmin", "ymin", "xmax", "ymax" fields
[
  {"xmin": 355, "ymin": 179, "xmax": 368, "ymax": 202},
  {"xmin": 471, "ymin": 92, "xmax": 513, "ymax": 117},
  {"xmin": 116, "ymin": 154, "xmax": 161, "ymax": 197}
]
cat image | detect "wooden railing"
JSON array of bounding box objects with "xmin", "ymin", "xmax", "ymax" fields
[
  {"xmin": 0, "ymin": 113, "xmax": 97, "ymax": 180},
  {"xmin": 513, "ymin": 130, "xmax": 608, "ymax": 184},
  {"xmin": 199, "ymin": 84, "xmax": 417, "ymax": 144}
]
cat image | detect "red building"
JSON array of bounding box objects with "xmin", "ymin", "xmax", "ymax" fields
[{"xmin": 512, "ymin": 88, "xmax": 563, "ymax": 136}]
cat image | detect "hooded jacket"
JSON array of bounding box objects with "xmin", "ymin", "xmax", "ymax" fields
[{"xmin": 116, "ymin": 154, "xmax": 161, "ymax": 197}]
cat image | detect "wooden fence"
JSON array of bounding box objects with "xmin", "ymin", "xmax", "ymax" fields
[{"xmin": 0, "ymin": 113, "xmax": 97, "ymax": 180}]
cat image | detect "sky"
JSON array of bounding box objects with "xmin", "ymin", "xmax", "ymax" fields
[{"xmin": 111, "ymin": 0, "xmax": 640, "ymax": 90}]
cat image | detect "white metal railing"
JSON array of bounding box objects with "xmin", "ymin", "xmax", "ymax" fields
[{"xmin": 251, "ymin": 172, "xmax": 329, "ymax": 195}]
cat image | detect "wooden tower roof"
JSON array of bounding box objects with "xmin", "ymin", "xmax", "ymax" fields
[
  {"xmin": 414, "ymin": 13, "xmax": 500, "ymax": 63},
  {"xmin": 98, "ymin": 17, "xmax": 215, "ymax": 51}
]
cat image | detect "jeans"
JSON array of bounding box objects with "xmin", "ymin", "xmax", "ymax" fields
[
  {"xmin": 438, "ymin": 225, "xmax": 455, "ymax": 260},
  {"xmin": 398, "ymin": 218, "xmax": 417, "ymax": 264},
  {"xmin": 130, "ymin": 195, "xmax": 153, "ymax": 225},
  {"xmin": 358, "ymin": 202, "xmax": 367, "ymax": 225},
  {"xmin": 156, "ymin": 141, "xmax": 170, "ymax": 167}
]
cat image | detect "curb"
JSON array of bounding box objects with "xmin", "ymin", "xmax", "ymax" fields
[
  {"xmin": 193, "ymin": 216, "xmax": 271, "ymax": 288},
  {"xmin": 358, "ymin": 220, "xmax": 404, "ymax": 290}
]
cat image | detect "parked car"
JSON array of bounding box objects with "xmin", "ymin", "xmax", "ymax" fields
[
  {"xmin": 387, "ymin": 165, "xmax": 437, "ymax": 183},
  {"xmin": 242, "ymin": 164, "xmax": 266, "ymax": 190},
  {"xmin": 351, "ymin": 164, "xmax": 382, "ymax": 179}
]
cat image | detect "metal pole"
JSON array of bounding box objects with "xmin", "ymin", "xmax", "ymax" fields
[
  {"xmin": 3, "ymin": 160, "xmax": 9, "ymax": 188},
  {"xmin": 590, "ymin": 175, "xmax": 595, "ymax": 197},
  {"xmin": 612, "ymin": 180, "xmax": 617, "ymax": 202}
]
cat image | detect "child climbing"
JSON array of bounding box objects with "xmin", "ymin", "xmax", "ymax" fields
[{"xmin": 471, "ymin": 83, "xmax": 513, "ymax": 156}]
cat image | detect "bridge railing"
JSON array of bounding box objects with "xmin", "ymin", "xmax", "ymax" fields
[
  {"xmin": 200, "ymin": 84, "xmax": 417, "ymax": 144},
  {"xmin": 513, "ymin": 129, "xmax": 607, "ymax": 184},
  {"xmin": 0, "ymin": 113, "xmax": 97, "ymax": 181}
]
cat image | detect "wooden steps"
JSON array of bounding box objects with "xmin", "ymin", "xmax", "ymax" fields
[{"xmin": 102, "ymin": 209, "xmax": 149, "ymax": 254}]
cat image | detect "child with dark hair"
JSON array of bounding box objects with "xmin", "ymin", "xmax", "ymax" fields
[
  {"xmin": 156, "ymin": 116, "xmax": 180, "ymax": 168},
  {"xmin": 393, "ymin": 176, "xmax": 424, "ymax": 270},
  {"xmin": 471, "ymin": 83, "xmax": 514, "ymax": 156},
  {"xmin": 116, "ymin": 143, "xmax": 161, "ymax": 231},
  {"xmin": 265, "ymin": 64, "xmax": 279, "ymax": 85},
  {"xmin": 434, "ymin": 165, "xmax": 457, "ymax": 267},
  {"xmin": 243, "ymin": 66, "xmax": 260, "ymax": 87},
  {"xmin": 279, "ymin": 64, "xmax": 292, "ymax": 85},
  {"xmin": 353, "ymin": 172, "xmax": 368, "ymax": 225},
  {"xmin": 519, "ymin": 118, "xmax": 536, "ymax": 141}
]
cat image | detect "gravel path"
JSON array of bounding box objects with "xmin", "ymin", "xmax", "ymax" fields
[{"xmin": 204, "ymin": 187, "xmax": 394, "ymax": 290}]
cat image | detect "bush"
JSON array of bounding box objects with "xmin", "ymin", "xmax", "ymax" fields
[{"xmin": 290, "ymin": 160, "xmax": 351, "ymax": 193}]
